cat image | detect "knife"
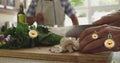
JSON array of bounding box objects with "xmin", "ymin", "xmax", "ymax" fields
[{"xmin": 49, "ymin": 24, "xmax": 99, "ymax": 37}]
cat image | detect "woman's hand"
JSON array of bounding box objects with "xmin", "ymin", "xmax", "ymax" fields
[
  {"xmin": 36, "ymin": 12, "xmax": 44, "ymax": 21},
  {"xmin": 79, "ymin": 25, "xmax": 120, "ymax": 53},
  {"xmin": 93, "ymin": 11, "xmax": 120, "ymax": 27},
  {"xmin": 27, "ymin": 13, "xmax": 44, "ymax": 25}
]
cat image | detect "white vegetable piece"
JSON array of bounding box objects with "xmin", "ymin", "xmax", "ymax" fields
[
  {"xmin": 50, "ymin": 37, "xmax": 80, "ymax": 53},
  {"xmin": 50, "ymin": 45, "xmax": 63, "ymax": 53}
]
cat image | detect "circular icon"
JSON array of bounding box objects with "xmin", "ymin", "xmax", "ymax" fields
[
  {"xmin": 104, "ymin": 39, "xmax": 115, "ymax": 49},
  {"xmin": 29, "ymin": 30, "xmax": 38, "ymax": 39},
  {"xmin": 92, "ymin": 33, "xmax": 98, "ymax": 39}
]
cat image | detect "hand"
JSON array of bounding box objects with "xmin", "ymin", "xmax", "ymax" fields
[
  {"xmin": 36, "ymin": 12, "xmax": 44, "ymax": 23},
  {"xmin": 93, "ymin": 11, "xmax": 120, "ymax": 27},
  {"xmin": 27, "ymin": 17, "xmax": 36, "ymax": 25},
  {"xmin": 79, "ymin": 25, "xmax": 120, "ymax": 53},
  {"xmin": 26, "ymin": 13, "xmax": 44, "ymax": 25}
]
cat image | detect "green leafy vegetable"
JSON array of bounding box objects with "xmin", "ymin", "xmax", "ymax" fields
[{"xmin": 0, "ymin": 23, "xmax": 63, "ymax": 49}]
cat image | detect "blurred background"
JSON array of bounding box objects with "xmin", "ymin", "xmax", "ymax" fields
[
  {"xmin": 0, "ymin": 0, "xmax": 120, "ymax": 26},
  {"xmin": 66, "ymin": 0, "xmax": 120, "ymax": 26}
]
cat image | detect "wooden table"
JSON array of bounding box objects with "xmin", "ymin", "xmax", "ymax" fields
[{"xmin": 0, "ymin": 47, "xmax": 113, "ymax": 63}]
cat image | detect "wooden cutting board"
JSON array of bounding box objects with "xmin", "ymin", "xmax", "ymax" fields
[{"xmin": 0, "ymin": 47, "xmax": 112, "ymax": 63}]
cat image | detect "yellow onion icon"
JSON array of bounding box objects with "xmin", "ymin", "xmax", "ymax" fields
[
  {"xmin": 104, "ymin": 39, "xmax": 115, "ymax": 49},
  {"xmin": 29, "ymin": 30, "xmax": 38, "ymax": 39}
]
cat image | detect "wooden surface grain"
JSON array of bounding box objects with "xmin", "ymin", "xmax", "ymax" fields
[{"xmin": 0, "ymin": 47, "xmax": 113, "ymax": 63}]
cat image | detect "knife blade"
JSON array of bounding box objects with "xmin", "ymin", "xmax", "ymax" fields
[{"xmin": 49, "ymin": 24, "xmax": 99, "ymax": 37}]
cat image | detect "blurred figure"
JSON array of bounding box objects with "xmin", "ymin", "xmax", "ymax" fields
[{"xmin": 26, "ymin": 0, "xmax": 78, "ymax": 26}]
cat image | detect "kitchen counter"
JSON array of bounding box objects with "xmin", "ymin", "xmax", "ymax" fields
[{"xmin": 0, "ymin": 47, "xmax": 112, "ymax": 63}]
